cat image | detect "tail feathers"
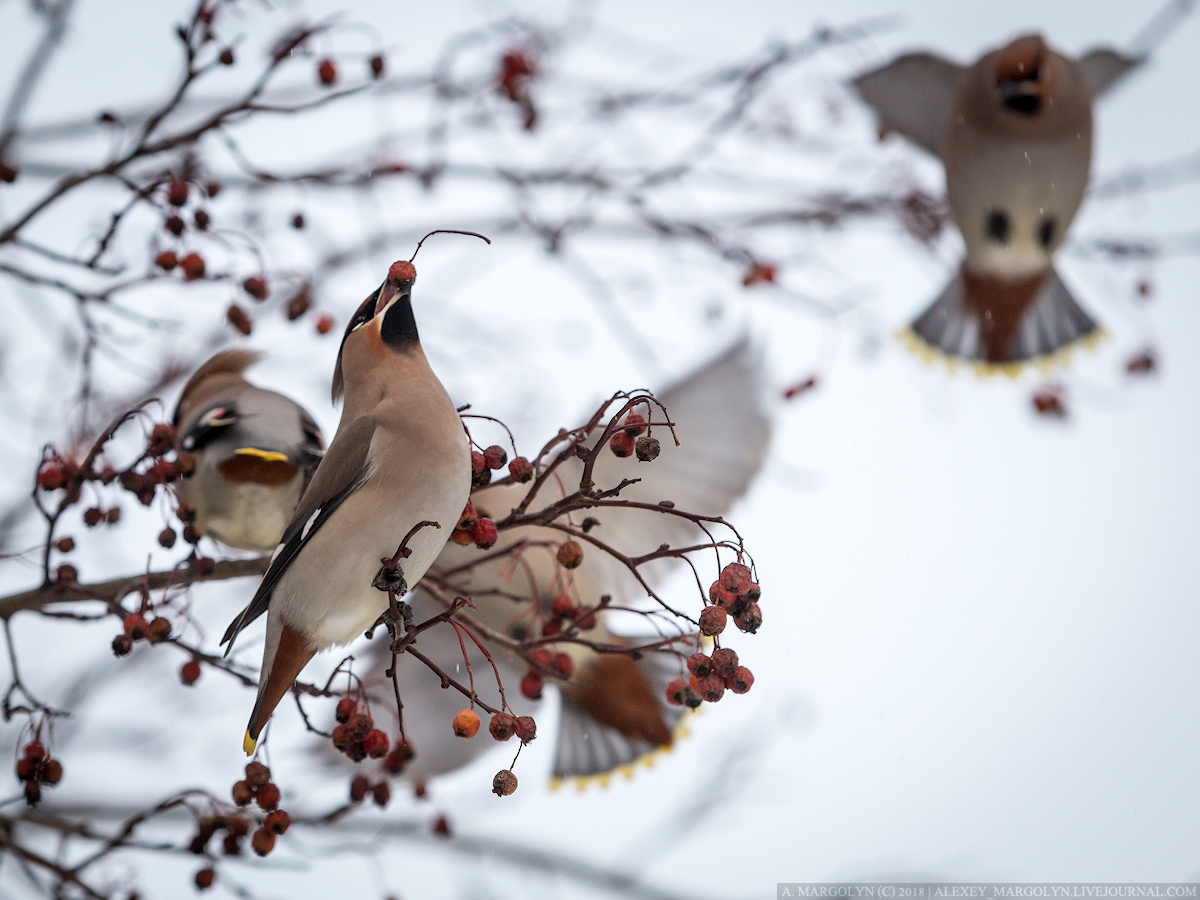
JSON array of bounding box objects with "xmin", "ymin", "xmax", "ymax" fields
[
  {"xmin": 552, "ymin": 649, "xmax": 689, "ymax": 784},
  {"xmin": 244, "ymin": 622, "xmax": 316, "ymax": 755},
  {"xmin": 908, "ymin": 267, "xmax": 1099, "ymax": 370}
]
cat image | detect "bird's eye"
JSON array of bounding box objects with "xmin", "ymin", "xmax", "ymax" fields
[
  {"xmin": 986, "ymin": 209, "xmax": 1011, "ymax": 244},
  {"xmin": 1038, "ymin": 217, "xmax": 1056, "ymax": 249}
]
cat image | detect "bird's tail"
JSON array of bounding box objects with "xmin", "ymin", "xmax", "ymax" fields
[
  {"xmin": 243, "ymin": 621, "xmax": 316, "ymax": 756},
  {"xmin": 902, "ymin": 265, "xmax": 1102, "ymax": 374}
]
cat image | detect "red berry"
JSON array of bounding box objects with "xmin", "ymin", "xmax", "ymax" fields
[
  {"xmin": 0, "ymin": 162, "xmax": 17, "ymax": 183},
  {"xmin": 483, "ymin": 445, "xmax": 507, "ymax": 469},
  {"xmin": 23, "ymin": 741, "xmax": 45, "ymax": 762},
  {"xmin": 508, "ymin": 456, "xmax": 533, "ymax": 482},
  {"xmin": 372, "ymin": 780, "xmax": 391, "ymax": 807},
  {"xmin": 292, "ymin": 213, "xmax": 305, "ymax": 229},
  {"xmin": 55, "ymin": 564, "xmax": 77, "ymax": 584},
  {"xmin": 623, "ymin": 412, "xmax": 647, "ymax": 436},
  {"xmin": 382, "ymin": 741, "xmax": 414, "ymax": 774},
  {"xmin": 155, "ymin": 250, "xmax": 177, "ymax": 271},
  {"xmin": 166, "ymin": 214, "xmax": 185, "ymax": 236},
  {"xmin": 452, "ymin": 709, "xmax": 480, "ymax": 738},
  {"xmin": 363, "ymin": 729, "xmax": 390, "ymax": 758},
  {"xmin": 433, "ymin": 815, "xmax": 451, "ymax": 836},
  {"xmin": 106, "ymin": 507, "xmax": 121, "ymax": 524},
  {"xmin": 317, "ymin": 58, "xmax": 337, "ymax": 86},
  {"xmin": 492, "ymin": 769, "xmax": 518, "ymax": 797},
  {"xmin": 720, "ymin": 562, "xmax": 752, "ymax": 595},
  {"xmin": 167, "ymin": 180, "xmax": 189, "ymax": 206},
  {"xmin": 711, "ymin": 647, "xmax": 739, "ymax": 678},
  {"xmin": 331, "ymin": 723, "xmax": 352, "ymax": 751},
  {"xmin": 255, "ymin": 782, "xmax": 280, "ymax": 810},
  {"xmin": 573, "ymin": 607, "xmax": 598, "ymax": 630},
  {"xmin": 520, "ymin": 669, "xmax": 543, "ymax": 700},
  {"xmin": 350, "ymin": 774, "xmax": 370, "ymax": 802},
  {"xmin": 242, "ymin": 275, "xmax": 268, "ymax": 301},
  {"xmin": 180, "ymin": 252, "xmax": 205, "ymax": 280},
  {"xmin": 550, "ymin": 593, "xmax": 574, "ymax": 617},
  {"xmin": 147, "ymin": 616, "xmax": 171, "ymax": 642},
  {"xmin": 112, "ymin": 634, "xmax": 133, "ymax": 656},
  {"xmin": 219, "ymin": 47, "xmax": 235, "ymax": 65},
  {"xmin": 726, "ymin": 666, "xmax": 754, "ymax": 694},
  {"xmin": 40, "ymin": 759, "xmax": 62, "ymax": 785},
  {"xmin": 697, "ymin": 674, "xmax": 725, "ymax": 702},
  {"xmin": 369, "ymin": 55, "xmax": 385, "ymax": 78},
  {"xmin": 158, "ymin": 527, "xmax": 177, "ymax": 548},
  {"xmin": 551, "ymin": 652, "xmax": 574, "ymax": 678},
  {"xmin": 315, "ymin": 314, "xmax": 334, "ymax": 335},
  {"xmin": 735, "ymin": 601, "xmax": 762, "ymax": 633},
  {"xmin": 530, "ymin": 648, "xmax": 553, "ymax": 669},
  {"xmin": 349, "ymin": 713, "xmax": 374, "ymax": 740},
  {"xmin": 541, "ymin": 617, "xmax": 562, "ymax": 637},
  {"xmin": 123, "ymin": 614, "xmax": 149, "ymax": 639},
  {"xmin": 245, "ymin": 761, "xmax": 270, "ymax": 787},
  {"xmin": 470, "ymin": 450, "xmax": 486, "ymax": 475},
  {"xmin": 24, "ymin": 780, "xmax": 41, "ymax": 805},
  {"xmin": 489, "ymin": 713, "xmax": 516, "ymax": 741},
  {"xmin": 456, "ymin": 502, "xmax": 478, "ymax": 530},
  {"xmin": 227, "ymin": 304, "xmax": 252, "ymax": 336},
  {"xmin": 556, "ymin": 540, "xmax": 583, "ymax": 569},
  {"xmin": 251, "ymin": 827, "xmax": 275, "ymax": 856},
  {"xmin": 83, "ymin": 507, "xmax": 103, "ymax": 527},
  {"xmin": 514, "ymin": 715, "xmax": 537, "ymax": 743},
  {"xmin": 469, "ymin": 517, "xmax": 497, "ymax": 549},
  {"xmin": 231, "ymin": 780, "xmax": 253, "ymax": 806},
  {"xmin": 181, "ymin": 660, "xmax": 202, "ymax": 685},
  {"xmin": 194, "ymin": 209, "xmax": 209, "ymax": 230},
  {"xmin": 37, "ymin": 466, "xmax": 65, "ymax": 491},
  {"xmin": 15, "ymin": 758, "xmax": 35, "ymax": 780},
  {"xmin": 55, "ymin": 537, "xmax": 74, "ymax": 553},
  {"xmin": 264, "ymin": 809, "xmax": 290, "ymax": 834},
  {"xmin": 699, "ymin": 606, "xmax": 727, "ymax": 636},
  {"xmin": 195, "ymin": 868, "xmax": 216, "ymax": 890},
  {"xmin": 686, "ymin": 652, "xmax": 713, "ymax": 679},
  {"xmin": 335, "ymin": 697, "xmax": 356, "ymax": 723},
  {"xmin": 665, "ymin": 678, "xmax": 688, "ymax": 706},
  {"xmin": 609, "ymin": 431, "xmax": 634, "ymax": 457}
]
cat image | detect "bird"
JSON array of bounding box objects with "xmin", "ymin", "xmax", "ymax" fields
[
  {"xmin": 172, "ymin": 350, "xmax": 325, "ymax": 552},
  {"xmin": 223, "ymin": 259, "xmax": 473, "ymax": 756},
  {"xmin": 352, "ymin": 338, "xmax": 769, "ymax": 787},
  {"xmin": 853, "ymin": 32, "xmax": 1147, "ymax": 370}
]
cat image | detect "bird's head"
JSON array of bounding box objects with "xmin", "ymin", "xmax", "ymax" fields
[{"xmin": 332, "ymin": 260, "xmax": 420, "ymax": 402}]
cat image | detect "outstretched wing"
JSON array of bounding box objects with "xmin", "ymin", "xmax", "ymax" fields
[
  {"xmin": 221, "ymin": 415, "xmax": 376, "ymax": 649},
  {"xmin": 852, "ymin": 52, "xmax": 965, "ymax": 158}
]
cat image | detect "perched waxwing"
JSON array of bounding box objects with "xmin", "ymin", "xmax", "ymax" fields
[
  {"xmin": 224, "ymin": 260, "xmax": 472, "ymax": 755},
  {"xmin": 172, "ymin": 351, "xmax": 325, "ymax": 551},
  {"xmin": 351, "ymin": 339, "xmax": 769, "ymax": 786},
  {"xmin": 854, "ymin": 33, "xmax": 1146, "ymax": 368}
]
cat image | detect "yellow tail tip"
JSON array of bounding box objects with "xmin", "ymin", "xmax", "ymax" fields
[
  {"xmin": 234, "ymin": 447, "xmax": 290, "ymax": 463},
  {"xmin": 243, "ymin": 730, "xmax": 257, "ymax": 756}
]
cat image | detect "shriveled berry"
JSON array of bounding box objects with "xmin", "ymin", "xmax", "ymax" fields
[
  {"xmin": 350, "ymin": 774, "xmax": 370, "ymax": 802},
  {"xmin": 155, "ymin": 250, "xmax": 177, "ymax": 271},
  {"xmin": 609, "ymin": 431, "xmax": 634, "ymax": 457},
  {"xmin": 245, "ymin": 761, "xmax": 270, "ymax": 787},
  {"xmin": 181, "ymin": 252, "xmax": 205, "ymax": 280},
  {"xmin": 726, "ymin": 666, "xmax": 754, "ymax": 694},
  {"xmin": 112, "ymin": 634, "xmax": 133, "ymax": 656},
  {"xmin": 735, "ymin": 601, "xmax": 762, "ymax": 634},
  {"xmin": 124, "ymin": 614, "xmax": 149, "ymax": 639},
  {"xmin": 492, "ymin": 769, "xmax": 518, "ymax": 796},
  {"xmin": 635, "ymin": 436, "xmax": 660, "ymax": 462},
  {"xmin": 451, "ymin": 528, "xmax": 472, "ymax": 545},
  {"xmin": 456, "ymin": 502, "xmax": 478, "ymax": 530},
  {"xmin": 514, "ymin": 715, "xmax": 537, "ymax": 743},
  {"xmin": 508, "ymin": 456, "xmax": 533, "ymax": 482},
  {"xmin": 349, "ymin": 713, "xmax": 374, "ymax": 740},
  {"xmin": 686, "ymin": 652, "xmax": 713, "ymax": 679},
  {"xmin": 84, "ymin": 507, "xmax": 103, "ymax": 527},
  {"xmin": 363, "ymin": 729, "xmax": 390, "ymax": 758},
  {"xmin": 242, "ymin": 276, "xmax": 268, "ymax": 300},
  {"xmin": 520, "ymin": 669, "xmax": 543, "ymax": 700},
  {"xmin": 489, "ymin": 713, "xmax": 515, "ymax": 741},
  {"xmin": 195, "ymin": 867, "xmax": 216, "ymax": 889},
  {"xmin": 183, "ymin": 524, "xmax": 201, "ymax": 543},
  {"xmin": 697, "ymin": 674, "xmax": 726, "ymax": 702},
  {"xmin": 470, "ymin": 517, "xmax": 497, "ymax": 549},
  {"xmin": 227, "ymin": 304, "xmax": 252, "ymax": 335},
  {"xmin": 331, "ymin": 723, "xmax": 352, "ymax": 750},
  {"xmin": 745, "ymin": 581, "xmax": 761, "ymax": 601},
  {"xmin": 167, "ymin": 180, "xmax": 189, "ymax": 206},
  {"xmin": 721, "ymin": 562, "xmax": 752, "ymax": 595},
  {"xmin": 336, "ymin": 697, "xmax": 356, "ymax": 723},
  {"xmin": 41, "ymin": 759, "xmax": 62, "ymax": 785},
  {"xmin": 699, "ymin": 606, "xmax": 727, "ymax": 636},
  {"xmin": 251, "ymin": 827, "xmax": 275, "ymax": 856},
  {"xmin": 315, "ymin": 313, "xmax": 334, "ymax": 334},
  {"xmin": 665, "ymin": 678, "xmax": 688, "ymax": 706},
  {"xmin": 230, "ymin": 779, "xmax": 253, "ymax": 806},
  {"xmin": 317, "ymin": 58, "xmax": 337, "ymax": 86},
  {"xmin": 452, "ymin": 709, "xmax": 480, "ymax": 738},
  {"xmin": 711, "ymin": 647, "xmax": 739, "ymax": 678},
  {"xmin": 551, "ymin": 652, "xmax": 574, "ymax": 678},
  {"xmin": 255, "ymin": 783, "xmax": 280, "ymax": 811},
  {"xmin": 369, "ymin": 55, "xmax": 385, "ymax": 78},
  {"xmin": 622, "ymin": 412, "xmax": 647, "ymax": 436},
  {"xmin": 556, "ymin": 540, "xmax": 583, "ymax": 569},
  {"xmin": 147, "ymin": 616, "xmax": 171, "ymax": 642},
  {"xmin": 483, "ymin": 445, "xmax": 507, "ymax": 469},
  {"xmin": 158, "ymin": 527, "xmax": 177, "ymax": 549},
  {"xmin": 372, "ymin": 780, "xmax": 390, "ymax": 807},
  {"xmin": 181, "ymin": 660, "xmax": 202, "ymax": 685},
  {"xmin": 166, "ymin": 214, "xmax": 185, "ymax": 236},
  {"xmin": 264, "ymin": 809, "xmax": 290, "ymax": 834}
]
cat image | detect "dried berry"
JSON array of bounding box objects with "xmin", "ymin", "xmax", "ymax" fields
[
  {"xmin": 456, "ymin": 501, "xmax": 478, "ymax": 530},
  {"xmin": 167, "ymin": 180, "xmax": 189, "ymax": 207},
  {"xmin": 551, "ymin": 652, "xmax": 574, "ymax": 678},
  {"xmin": 315, "ymin": 314, "xmax": 334, "ymax": 335},
  {"xmin": 317, "ymin": 58, "xmax": 337, "ymax": 86},
  {"xmin": 112, "ymin": 634, "xmax": 133, "ymax": 656},
  {"xmin": 550, "ymin": 593, "xmax": 574, "ymax": 617},
  {"xmin": 382, "ymin": 741, "xmax": 414, "ymax": 774},
  {"xmin": 231, "ymin": 779, "xmax": 253, "ymax": 806},
  {"xmin": 711, "ymin": 647, "xmax": 739, "ymax": 679},
  {"xmin": 349, "ymin": 713, "xmax": 374, "ymax": 740},
  {"xmin": 286, "ymin": 287, "xmax": 312, "ymax": 320},
  {"xmin": 24, "ymin": 741, "xmax": 45, "ymax": 761},
  {"xmin": 245, "ymin": 761, "xmax": 270, "ymax": 788},
  {"xmin": 686, "ymin": 652, "xmax": 713, "ymax": 679},
  {"xmin": 158, "ymin": 527, "xmax": 177, "ymax": 549},
  {"xmin": 483, "ymin": 445, "xmax": 507, "ymax": 469},
  {"xmin": 363, "ymin": 729, "xmax": 390, "ymax": 758},
  {"xmin": 635, "ymin": 435, "xmax": 660, "ymax": 462},
  {"xmin": 84, "ymin": 507, "xmax": 103, "ymax": 527},
  {"xmin": 699, "ymin": 606, "xmax": 727, "ymax": 636},
  {"xmin": 350, "ymin": 774, "xmax": 370, "ymax": 802},
  {"xmin": 697, "ymin": 674, "xmax": 726, "ymax": 702},
  {"xmin": 470, "ymin": 517, "xmax": 497, "ymax": 549},
  {"xmin": 452, "ymin": 709, "xmax": 480, "ymax": 738},
  {"xmin": 251, "ymin": 827, "xmax": 275, "ymax": 856},
  {"xmin": 369, "ymin": 54, "xmax": 385, "ymax": 79},
  {"xmin": 176, "ymin": 452, "xmax": 195, "ymax": 476},
  {"xmin": 372, "ymin": 781, "xmax": 390, "ymax": 807},
  {"xmin": 622, "ymin": 412, "xmax": 647, "ymax": 436},
  {"xmin": 166, "ymin": 214, "xmax": 185, "ymax": 236},
  {"xmin": 180, "ymin": 252, "xmax": 205, "ymax": 280},
  {"xmin": 1032, "ymin": 386, "xmax": 1066, "ymax": 418},
  {"xmin": 195, "ymin": 868, "xmax": 216, "ymax": 890},
  {"xmin": 264, "ymin": 809, "xmax": 290, "ymax": 835},
  {"xmin": 242, "ymin": 275, "xmax": 268, "ymax": 301},
  {"xmin": 156, "ymin": 250, "xmax": 178, "ymax": 271},
  {"xmin": 721, "ymin": 562, "xmax": 752, "ymax": 595},
  {"xmin": 514, "ymin": 715, "xmax": 537, "ymax": 743},
  {"xmin": 181, "ymin": 660, "xmax": 202, "ymax": 685},
  {"xmin": 726, "ymin": 666, "xmax": 754, "ymax": 694},
  {"xmin": 520, "ymin": 669, "xmax": 543, "ymax": 700},
  {"xmin": 255, "ymin": 782, "xmax": 281, "ymax": 811},
  {"xmin": 556, "ymin": 540, "xmax": 583, "ymax": 569},
  {"xmin": 665, "ymin": 678, "xmax": 688, "ymax": 706},
  {"xmin": 489, "ymin": 712, "xmax": 516, "ymax": 741},
  {"xmin": 331, "ymin": 723, "xmax": 352, "ymax": 751},
  {"xmin": 492, "ymin": 769, "xmax": 518, "ymax": 797},
  {"xmin": 227, "ymin": 304, "xmax": 252, "ymax": 336},
  {"xmin": 609, "ymin": 431, "xmax": 634, "ymax": 457},
  {"xmin": 508, "ymin": 456, "xmax": 533, "ymax": 482},
  {"xmin": 123, "ymin": 614, "xmax": 149, "ymax": 639},
  {"xmin": 735, "ymin": 601, "xmax": 762, "ymax": 634},
  {"xmin": 335, "ymin": 697, "xmax": 356, "ymax": 723},
  {"xmin": 147, "ymin": 616, "xmax": 171, "ymax": 642}
]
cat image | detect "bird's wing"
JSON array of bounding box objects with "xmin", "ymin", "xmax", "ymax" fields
[
  {"xmin": 1077, "ymin": 48, "xmax": 1143, "ymax": 98},
  {"xmin": 852, "ymin": 52, "xmax": 965, "ymax": 158},
  {"xmin": 221, "ymin": 415, "xmax": 376, "ymax": 649}
]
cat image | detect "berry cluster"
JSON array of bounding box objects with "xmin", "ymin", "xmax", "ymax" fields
[
  {"xmin": 350, "ymin": 773, "xmax": 391, "ymax": 807},
  {"xmin": 330, "ymin": 697, "xmax": 391, "ymax": 762},
  {"xmin": 112, "ymin": 611, "xmax": 173, "ymax": 657},
  {"xmin": 470, "ymin": 444, "xmax": 511, "ymax": 488},
  {"xmin": 538, "ymin": 592, "xmax": 599, "ymax": 642},
  {"xmin": 227, "ymin": 762, "xmax": 291, "ymax": 855},
  {"xmin": 14, "ymin": 740, "xmax": 63, "ymax": 806},
  {"xmin": 608, "ymin": 412, "xmax": 660, "ymax": 461},
  {"xmin": 707, "ymin": 562, "xmax": 762, "ymax": 634},
  {"xmin": 450, "ymin": 501, "xmax": 498, "ymax": 550}
]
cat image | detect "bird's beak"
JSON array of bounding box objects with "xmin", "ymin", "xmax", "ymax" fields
[
  {"xmin": 374, "ymin": 279, "xmax": 413, "ymax": 317},
  {"xmin": 233, "ymin": 447, "xmax": 290, "ymax": 463}
]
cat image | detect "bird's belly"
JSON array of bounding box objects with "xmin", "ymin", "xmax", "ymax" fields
[{"xmin": 206, "ymin": 479, "xmax": 302, "ymax": 551}]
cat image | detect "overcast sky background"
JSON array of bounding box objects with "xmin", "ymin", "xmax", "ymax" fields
[{"xmin": 1, "ymin": 0, "xmax": 1198, "ymax": 897}]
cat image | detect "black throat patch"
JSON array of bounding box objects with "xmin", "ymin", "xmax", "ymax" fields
[{"xmin": 380, "ymin": 290, "xmax": 419, "ymax": 350}]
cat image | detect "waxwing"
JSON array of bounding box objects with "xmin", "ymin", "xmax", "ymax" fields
[
  {"xmin": 223, "ymin": 260, "xmax": 472, "ymax": 755},
  {"xmin": 351, "ymin": 338, "xmax": 769, "ymax": 786},
  {"xmin": 173, "ymin": 350, "xmax": 325, "ymax": 551}
]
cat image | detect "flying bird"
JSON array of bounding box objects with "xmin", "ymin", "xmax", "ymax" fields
[
  {"xmin": 854, "ymin": 32, "xmax": 1147, "ymax": 370},
  {"xmin": 355, "ymin": 339, "xmax": 769, "ymax": 787},
  {"xmin": 223, "ymin": 259, "xmax": 472, "ymax": 755},
  {"xmin": 172, "ymin": 350, "xmax": 325, "ymax": 551}
]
